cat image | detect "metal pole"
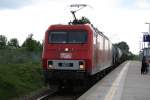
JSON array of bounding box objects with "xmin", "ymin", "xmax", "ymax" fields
[
  {"xmin": 71, "ymin": 11, "xmax": 77, "ymax": 21},
  {"xmin": 145, "ymin": 23, "xmax": 150, "ymax": 48},
  {"xmin": 145, "ymin": 22, "xmax": 150, "ymax": 34}
]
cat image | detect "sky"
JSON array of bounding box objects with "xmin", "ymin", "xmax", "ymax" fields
[{"xmin": 0, "ymin": 0, "xmax": 150, "ymax": 54}]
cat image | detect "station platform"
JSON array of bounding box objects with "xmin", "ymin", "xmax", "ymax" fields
[{"xmin": 78, "ymin": 61, "xmax": 150, "ymax": 100}]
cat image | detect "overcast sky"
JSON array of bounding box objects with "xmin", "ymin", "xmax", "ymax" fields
[{"xmin": 0, "ymin": 0, "xmax": 150, "ymax": 54}]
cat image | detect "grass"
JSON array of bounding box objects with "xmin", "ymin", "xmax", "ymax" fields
[{"xmin": 0, "ymin": 49, "xmax": 45, "ymax": 100}]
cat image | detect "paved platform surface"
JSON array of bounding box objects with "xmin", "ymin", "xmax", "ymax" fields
[{"xmin": 78, "ymin": 61, "xmax": 150, "ymax": 100}]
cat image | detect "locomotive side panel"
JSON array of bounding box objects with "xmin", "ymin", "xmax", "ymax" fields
[{"xmin": 91, "ymin": 30, "xmax": 113, "ymax": 75}]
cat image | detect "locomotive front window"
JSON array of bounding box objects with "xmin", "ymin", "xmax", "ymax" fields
[
  {"xmin": 68, "ymin": 31, "xmax": 87, "ymax": 43},
  {"xmin": 50, "ymin": 32, "xmax": 67, "ymax": 43},
  {"xmin": 49, "ymin": 31, "xmax": 87, "ymax": 43}
]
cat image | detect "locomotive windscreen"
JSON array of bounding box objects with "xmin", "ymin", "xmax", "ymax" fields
[{"xmin": 48, "ymin": 31, "xmax": 87, "ymax": 43}]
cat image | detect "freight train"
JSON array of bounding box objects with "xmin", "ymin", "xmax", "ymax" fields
[{"xmin": 42, "ymin": 23, "xmax": 122, "ymax": 89}]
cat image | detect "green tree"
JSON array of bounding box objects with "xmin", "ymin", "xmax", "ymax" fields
[
  {"xmin": 8, "ymin": 38, "xmax": 19, "ymax": 49},
  {"xmin": 128, "ymin": 52, "xmax": 139, "ymax": 60},
  {"xmin": 114, "ymin": 41, "xmax": 130, "ymax": 61},
  {"xmin": 22, "ymin": 34, "xmax": 42, "ymax": 51},
  {"xmin": 116, "ymin": 41, "xmax": 129, "ymax": 54},
  {"xmin": 0, "ymin": 35, "xmax": 7, "ymax": 49}
]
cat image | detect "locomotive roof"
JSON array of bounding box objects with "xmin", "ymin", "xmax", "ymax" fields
[
  {"xmin": 47, "ymin": 24, "xmax": 109, "ymax": 40},
  {"xmin": 47, "ymin": 24, "xmax": 91, "ymax": 30}
]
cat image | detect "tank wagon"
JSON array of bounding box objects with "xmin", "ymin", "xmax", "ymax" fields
[
  {"xmin": 42, "ymin": 23, "xmax": 122, "ymax": 88},
  {"xmin": 112, "ymin": 46, "xmax": 122, "ymax": 65}
]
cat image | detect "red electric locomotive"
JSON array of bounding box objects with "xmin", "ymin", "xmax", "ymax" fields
[
  {"xmin": 42, "ymin": 23, "xmax": 113, "ymax": 88},
  {"xmin": 42, "ymin": 4, "xmax": 115, "ymax": 88}
]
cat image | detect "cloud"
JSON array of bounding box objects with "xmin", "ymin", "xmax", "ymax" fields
[
  {"xmin": 0, "ymin": 0, "xmax": 36, "ymax": 10},
  {"xmin": 134, "ymin": 0, "xmax": 150, "ymax": 9},
  {"xmin": 120, "ymin": 0, "xmax": 135, "ymax": 8},
  {"xmin": 120, "ymin": 0, "xmax": 150, "ymax": 9}
]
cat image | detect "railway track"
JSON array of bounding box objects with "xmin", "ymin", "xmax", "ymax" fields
[
  {"xmin": 35, "ymin": 88, "xmax": 58, "ymax": 100},
  {"xmin": 36, "ymin": 89, "xmax": 57, "ymax": 100},
  {"xmin": 36, "ymin": 88, "xmax": 85, "ymax": 100}
]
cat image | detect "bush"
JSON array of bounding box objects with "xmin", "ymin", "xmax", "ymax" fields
[{"xmin": 0, "ymin": 49, "xmax": 44, "ymax": 100}]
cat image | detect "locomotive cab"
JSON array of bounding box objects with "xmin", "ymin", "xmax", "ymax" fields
[{"xmin": 42, "ymin": 24, "xmax": 93, "ymax": 85}]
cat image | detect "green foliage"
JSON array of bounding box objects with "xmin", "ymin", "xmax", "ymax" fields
[
  {"xmin": 0, "ymin": 63, "xmax": 43, "ymax": 100},
  {"xmin": 22, "ymin": 34, "xmax": 42, "ymax": 51},
  {"xmin": 8, "ymin": 38, "xmax": 19, "ymax": 49},
  {"xmin": 0, "ymin": 35, "xmax": 7, "ymax": 49},
  {"xmin": 0, "ymin": 35, "xmax": 44, "ymax": 99},
  {"xmin": 116, "ymin": 41, "xmax": 129, "ymax": 54},
  {"xmin": 0, "ymin": 49, "xmax": 41, "ymax": 64},
  {"xmin": 0, "ymin": 49, "xmax": 44, "ymax": 100},
  {"xmin": 114, "ymin": 41, "xmax": 139, "ymax": 61},
  {"xmin": 114, "ymin": 41, "xmax": 130, "ymax": 62},
  {"xmin": 128, "ymin": 52, "xmax": 140, "ymax": 60}
]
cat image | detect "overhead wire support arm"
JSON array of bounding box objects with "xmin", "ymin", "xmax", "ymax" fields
[
  {"xmin": 69, "ymin": 4, "xmax": 87, "ymax": 23},
  {"xmin": 71, "ymin": 11, "xmax": 77, "ymax": 21}
]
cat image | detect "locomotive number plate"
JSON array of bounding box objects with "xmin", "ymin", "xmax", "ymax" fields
[
  {"xmin": 61, "ymin": 63, "xmax": 70, "ymax": 67},
  {"xmin": 60, "ymin": 53, "xmax": 72, "ymax": 59}
]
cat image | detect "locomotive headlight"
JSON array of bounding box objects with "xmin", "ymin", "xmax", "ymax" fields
[
  {"xmin": 79, "ymin": 61, "xmax": 85, "ymax": 70},
  {"xmin": 48, "ymin": 61, "xmax": 53, "ymax": 69},
  {"xmin": 48, "ymin": 64, "xmax": 53, "ymax": 68},
  {"xmin": 79, "ymin": 65, "xmax": 84, "ymax": 69}
]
